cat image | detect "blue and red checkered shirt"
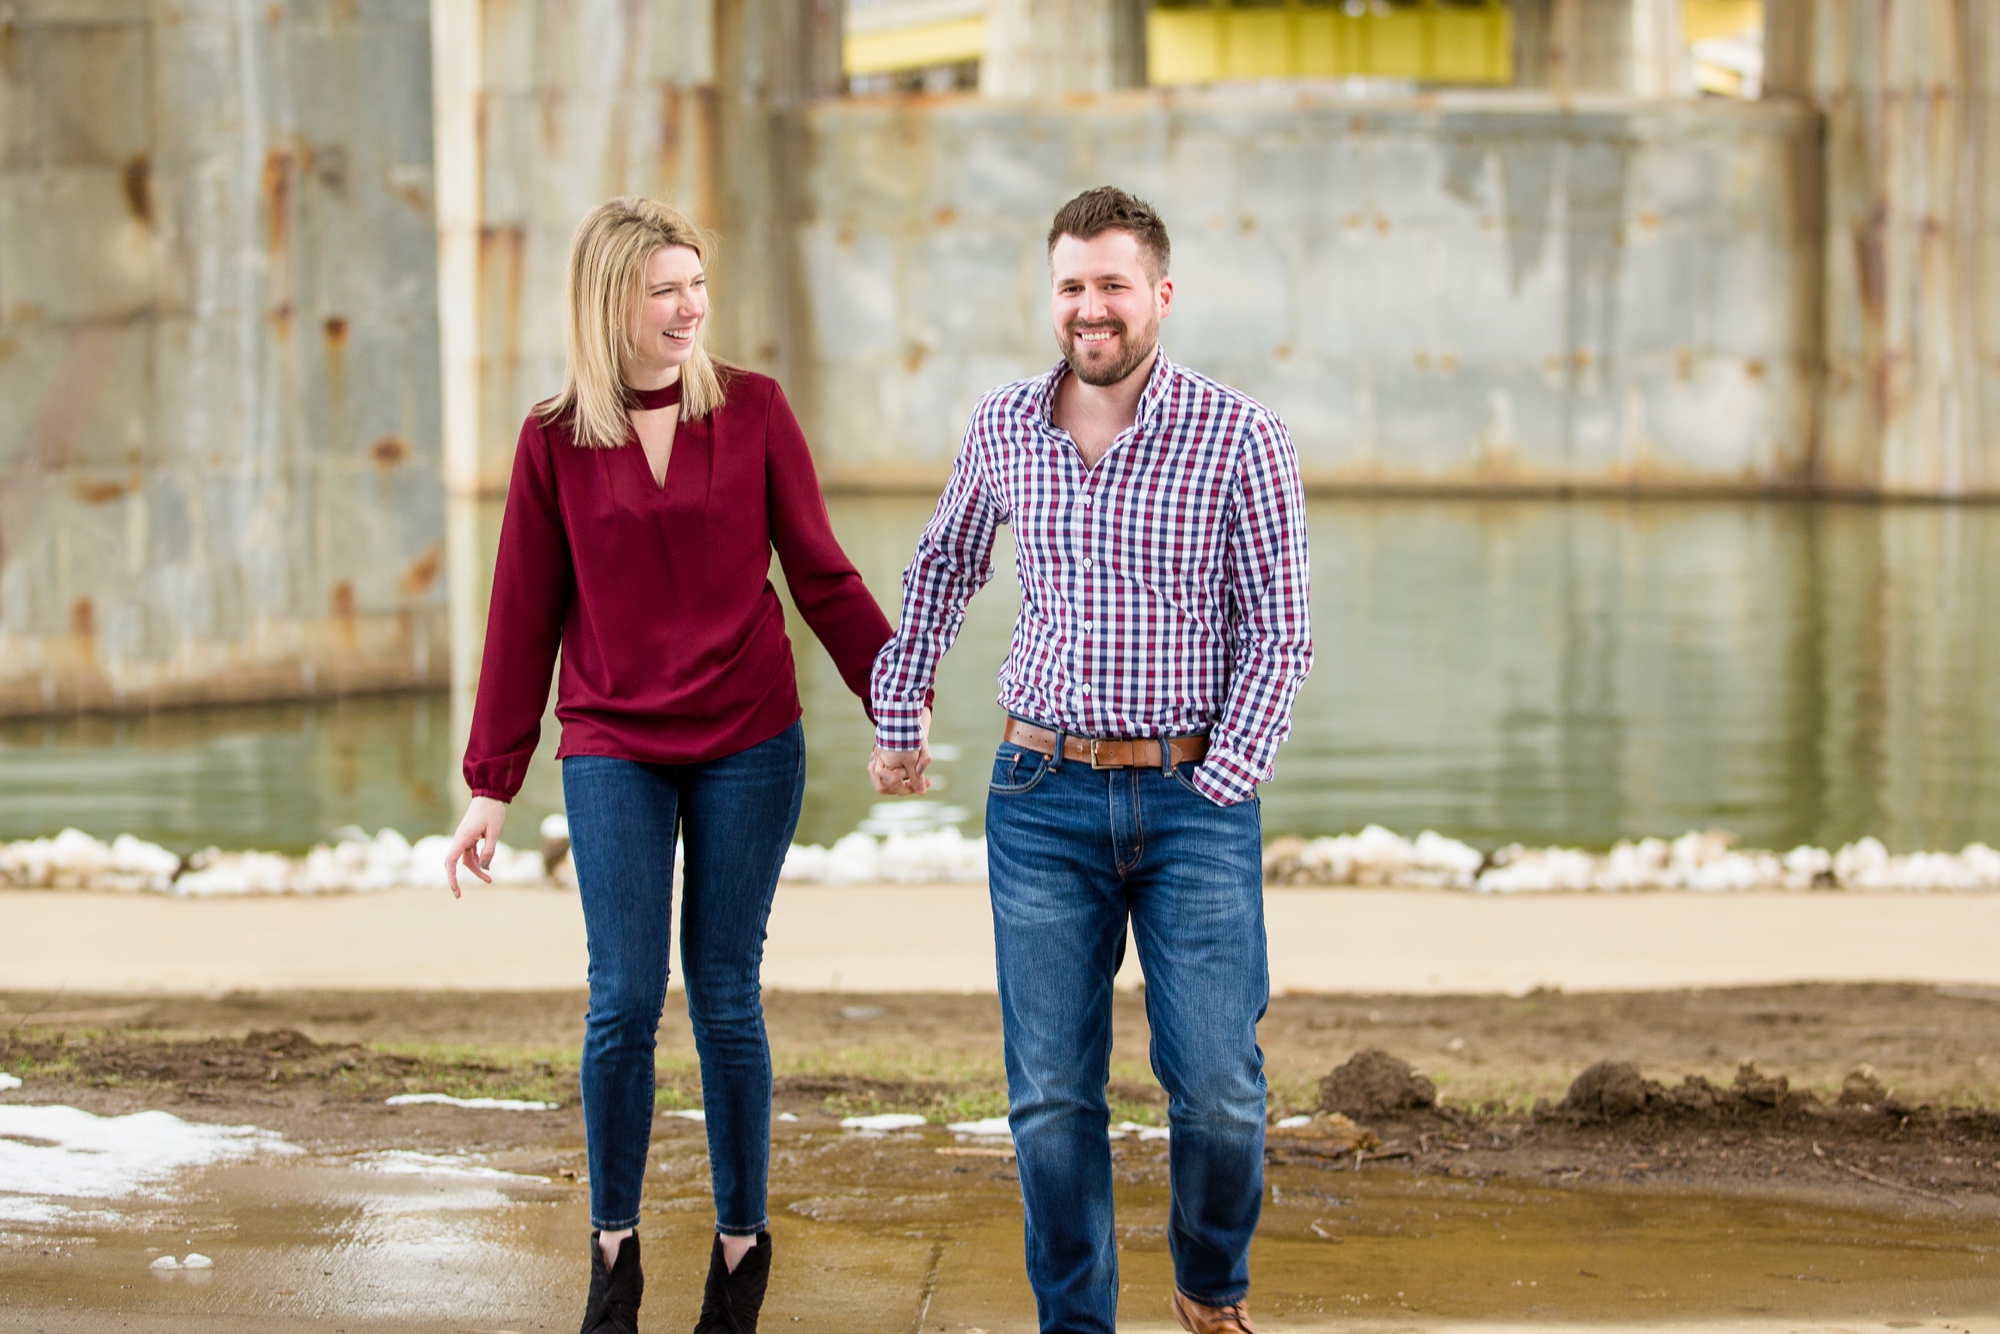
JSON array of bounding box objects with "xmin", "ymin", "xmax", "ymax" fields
[{"xmin": 870, "ymin": 352, "xmax": 1313, "ymax": 805}]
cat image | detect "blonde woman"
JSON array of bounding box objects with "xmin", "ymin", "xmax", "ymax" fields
[{"xmin": 444, "ymin": 197, "xmax": 903, "ymax": 1334}]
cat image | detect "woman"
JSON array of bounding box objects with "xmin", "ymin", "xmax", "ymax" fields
[{"xmin": 443, "ymin": 197, "xmax": 901, "ymax": 1334}]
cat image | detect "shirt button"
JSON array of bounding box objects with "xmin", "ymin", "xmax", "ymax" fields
[
  {"xmin": 1081, "ymin": 684, "xmax": 1091, "ymax": 695},
  {"xmin": 1083, "ymin": 620, "xmax": 1093, "ymax": 632},
  {"xmin": 1081, "ymin": 494, "xmax": 1092, "ymax": 506},
  {"xmin": 1083, "ymin": 559, "xmax": 1093, "ymax": 570}
]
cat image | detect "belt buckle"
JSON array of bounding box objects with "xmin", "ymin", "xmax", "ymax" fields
[{"xmin": 1089, "ymin": 738, "xmax": 1116, "ymax": 770}]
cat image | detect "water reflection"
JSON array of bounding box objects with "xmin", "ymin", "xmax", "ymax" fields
[
  {"xmin": 3, "ymin": 498, "xmax": 1997, "ymax": 855},
  {"xmin": 803, "ymin": 496, "xmax": 2000, "ymax": 855}
]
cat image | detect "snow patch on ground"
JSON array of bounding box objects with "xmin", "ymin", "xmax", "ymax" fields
[
  {"xmin": 355, "ymin": 1150, "xmax": 548, "ymax": 1182},
  {"xmin": 0, "ymin": 1105, "xmax": 295, "ymax": 1222},
  {"xmin": 841, "ymin": 1113, "xmax": 928, "ymax": 1132},
  {"xmin": 384, "ymin": 1093, "xmax": 558, "ymax": 1111}
]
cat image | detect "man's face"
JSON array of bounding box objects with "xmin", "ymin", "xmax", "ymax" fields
[{"xmin": 1049, "ymin": 230, "xmax": 1172, "ymax": 388}]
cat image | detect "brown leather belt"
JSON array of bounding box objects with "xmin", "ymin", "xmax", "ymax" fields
[{"xmin": 1002, "ymin": 718, "xmax": 1208, "ymax": 770}]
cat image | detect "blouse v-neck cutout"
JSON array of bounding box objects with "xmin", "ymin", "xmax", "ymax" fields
[{"xmin": 627, "ymin": 379, "xmax": 684, "ymax": 491}]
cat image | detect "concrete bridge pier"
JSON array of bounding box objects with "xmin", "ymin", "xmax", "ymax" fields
[{"xmin": 1770, "ymin": 0, "xmax": 2000, "ymax": 496}]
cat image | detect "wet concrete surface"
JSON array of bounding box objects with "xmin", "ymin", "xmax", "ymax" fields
[{"xmin": 4, "ymin": 1117, "xmax": 1997, "ymax": 1332}]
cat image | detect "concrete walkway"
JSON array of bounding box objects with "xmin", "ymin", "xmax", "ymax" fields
[{"xmin": 3, "ymin": 885, "xmax": 1998, "ymax": 994}]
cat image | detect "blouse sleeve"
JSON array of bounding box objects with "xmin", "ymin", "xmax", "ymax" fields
[
  {"xmin": 763, "ymin": 383, "xmax": 895, "ymax": 715},
  {"xmin": 462, "ymin": 414, "xmax": 572, "ymax": 800}
]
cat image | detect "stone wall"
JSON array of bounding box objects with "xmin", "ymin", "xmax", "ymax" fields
[
  {"xmin": 794, "ymin": 89, "xmax": 1824, "ymax": 491},
  {"xmin": 0, "ymin": 0, "xmax": 444, "ymax": 713}
]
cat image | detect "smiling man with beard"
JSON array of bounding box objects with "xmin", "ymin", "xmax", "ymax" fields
[{"xmin": 868, "ymin": 187, "xmax": 1314, "ymax": 1334}]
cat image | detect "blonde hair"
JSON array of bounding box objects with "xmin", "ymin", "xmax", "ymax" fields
[{"xmin": 540, "ymin": 197, "xmax": 726, "ymax": 447}]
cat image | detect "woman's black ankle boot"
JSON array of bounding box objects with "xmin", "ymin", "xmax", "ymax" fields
[
  {"xmin": 691, "ymin": 1231, "xmax": 771, "ymax": 1334},
  {"xmin": 580, "ymin": 1231, "xmax": 643, "ymax": 1334}
]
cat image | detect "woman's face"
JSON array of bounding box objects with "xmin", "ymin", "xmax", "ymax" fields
[{"xmin": 627, "ymin": 244, "xmax": 708, "ymax": 381}]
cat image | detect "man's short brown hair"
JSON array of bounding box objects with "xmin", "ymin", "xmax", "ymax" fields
[{"xmin": 1047, "ymin": 186, "xmax": 1171, "ymax": 281}]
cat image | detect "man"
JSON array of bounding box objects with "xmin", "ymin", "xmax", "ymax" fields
[{"xmin": 869, "ymin": 186, "xmax": 1312, "ymax": 1334}]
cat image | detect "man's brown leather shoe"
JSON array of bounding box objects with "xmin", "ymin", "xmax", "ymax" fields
[{"xmin": 1172, "ymin": 1288, "xmax": 1257, "ymax": 1334}]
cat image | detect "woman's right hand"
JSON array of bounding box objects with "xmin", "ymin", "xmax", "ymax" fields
[{"xmin": 444, "ymin": 796, "xmax": 510, "ymax": 898}]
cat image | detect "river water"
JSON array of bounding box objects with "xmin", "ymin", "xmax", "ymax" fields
[{"xmin": 4, "ymin": 497, "xmax": 1998, "ymax": 855}]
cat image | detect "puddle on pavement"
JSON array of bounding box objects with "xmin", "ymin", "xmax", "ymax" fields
[{"xmin": 1, "ymin": 1123, "xmax": 1995, "ymax": 1332}]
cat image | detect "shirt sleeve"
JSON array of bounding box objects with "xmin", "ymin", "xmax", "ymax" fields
[
  {"xmin": 869, "ymin": 410, "xmax": 1004, "ymax": 750},
  {"xmin": 764, "ymin": 382, "xmax": 896, "ymax": 716},
  {"xmin": 1191, "ymin": 411, "xmax": 1314, "ymax": 806},
  {"xmin": 462, "ymin": 414, "xmax": 572, "ymax": 802}
]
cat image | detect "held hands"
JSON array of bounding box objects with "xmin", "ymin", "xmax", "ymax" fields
[
  {"xmin": 868, "ymin": 707, "xmax": 933, "ymax": 796},
  {"xmin": 443, "ymin": 795, "xmax": 509, "ymax": 898}
]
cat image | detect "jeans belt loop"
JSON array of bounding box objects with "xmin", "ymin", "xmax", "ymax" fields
[
  {"xmin": 1049, "ymin": 724, "xmax": 1064, "ymax": 770},
  {"xmin": 1160, "ymin": 735, "xmax": 1175, "ymax": 776}
]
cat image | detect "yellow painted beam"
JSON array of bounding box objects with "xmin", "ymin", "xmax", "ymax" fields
[
  {"xmin": 1684, "ymin": 0, "xmax": 1761, "ymax": 43},
  {"xmin": 1149, "ymin": 3, "xmax": 1512, "ymax": 88},
  {"xmin": 844, "ymin": 15, "xmax": 985, "ymax": 75}
]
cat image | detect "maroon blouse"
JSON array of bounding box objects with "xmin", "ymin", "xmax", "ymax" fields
[{"xmin": 463, "ymin": 370, "xmax": 892, "ymax": 801}]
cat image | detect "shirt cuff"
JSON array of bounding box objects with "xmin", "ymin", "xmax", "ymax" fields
[
  {"xmin": 1191, "ymin": 751, "xmax": 1259, "ymax": 806},
  {"xmin": 873, "ymin": 699, "xmax": 926, "ymax": 750}
]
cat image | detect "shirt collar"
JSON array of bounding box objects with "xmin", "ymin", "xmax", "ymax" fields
[{"xmin": 1033, "ymin": 347, "xmax": 1177, "ymax": 439}]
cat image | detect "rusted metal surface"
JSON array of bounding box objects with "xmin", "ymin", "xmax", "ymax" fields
[
  {"xmin": 430, "ymin": 0, "xmax": 720, "ymax": 777},
  {"xmin": 1809, "ymin": 0, "xmax": 1999, "ymax": 497},
  {"xmin": 795, "ymin": 90, "xmax": 1824, "ymax": 492},
  {"xmin": 434, "ymin": 0, "xmax": 718, "ymax": 501},
  {"xmin": 0, "ymin": 0, "xmax": 447, "ymax": 716}
]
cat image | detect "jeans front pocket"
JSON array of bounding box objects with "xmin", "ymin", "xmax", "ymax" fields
[{"xmin": 990, "ymin": 742, "xmax": 1053, "ymax": 795}]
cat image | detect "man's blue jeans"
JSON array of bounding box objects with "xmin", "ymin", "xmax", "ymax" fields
[
  {"xmin": 561, "ymin": 721, "xmax": 805, "ymax": 1236},
  {"xmin": 986, "ymin": 734, "xmax": 1269, "ymax": 1334}
]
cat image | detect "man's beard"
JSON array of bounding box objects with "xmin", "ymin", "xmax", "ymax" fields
[{"xmin": 1061, "ymin": 315, "xmax": 1158, "ymax": 387}]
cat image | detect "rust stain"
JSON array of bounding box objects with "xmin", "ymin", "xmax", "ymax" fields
[
  {"xmin": 1412, "ymin": 350, "xmax": 1431, "ymax": 371},
  {"xmin": 368, "ymin": 435, "xmax": 411, "ymax": 468},
  {"xmin": 1574, "ymin": 348, "xmax": 1595, "ymax": 369},
  {"xmin": 932, "ymin": 207, "xmax": 959, "ymax": 227},
  {"xmin": 121, "ymin": 155, "xmax": 152, "ymax": 226},
  {"xmin": 311, "ymin": 142, "xmax": 351, "ymax": 196},
  {"xmin": 1852, "ymin": 207, "xmax": 1887, "ymax": 324},
  {"xmin": 331, "ymin": 581, "xmax": 357, "ymax": 618},
  {"xmin": 1745, "ymin": 358, "xmax": 1767, "ymax": 380},
  {"xmin": 1374, "ymin": 215, "xmax": 1391, "ymax": 235},
  {"xmin": 262, "ymin": 146, "xmax": 295, "ymax": 256},
  {"xmin": 1676, "ymin": 347, "xmax": 1695, "ymax": 380},
  {"xmin": 270, "ymin": 301, "xmax": 295, "ymax": 339},
  {"xmin": 382, "ymin": 167, "xmax": 429, "ymax": 216},
  {"xmin": 1439, "ymin": 352, "xmax": 1459, "ymax": 373},
  {"xmin": 1342, "ymin": 213, "xmax": 1364, "ymax": 230},
  {"xmin": 901, "ymin": 342, "xmax": 928, "ymax": 374},
  {"xmin": 1272, "ymin": 344, "xmax": 1293, "ymax": 361},
  {"xmin": 479, "ymin": 226, "xmax": 529, "ymax": 393},
  {"xmin": 1238, "ymin": 214, "xmax": 1255, "ymax": 233},
  {"xmin": 398, "ymin": 543, "xmax": 444, "ymax": 597},
  {"xmin": 1348, "ymin": 115, "xmax": 1367, "ymax": 133},
  {"xmin": 323, "ymin": 315, "xmax": 349, "ymax": 347},
  {"xmin": 75, "ymin": 479, "xmax": 127, "ymax": 505},
  {"xmin": 70, "ymin": 598, "xmax": 95, "ymax": 638},
  {"xmin": 1636, "ymin": 210, "xmax": 1661, "ymax": 231},
  {"xmin": 266, "ymin": 2, "xmax": 281, "ymax": 20}
]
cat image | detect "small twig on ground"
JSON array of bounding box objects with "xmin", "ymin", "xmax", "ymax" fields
[{"xmin": 1837, "ymin": 1160, "xmax": 1963, "ymax": 1209}]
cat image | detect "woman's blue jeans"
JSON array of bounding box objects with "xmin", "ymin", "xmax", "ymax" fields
[
  {"xmin": 986, "ymin": 735, "xmax": 1269, "ymax": 1334},
  {"xmin": 561, "ymin": 721, "xmax": 805, "ymax": 1235}
]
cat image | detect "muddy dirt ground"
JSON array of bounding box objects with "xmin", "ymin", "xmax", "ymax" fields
[{"xmin": 3, "ymin": 982, "xmax": 1998, "ymax": 1220}]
